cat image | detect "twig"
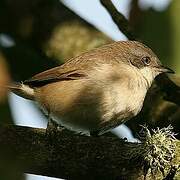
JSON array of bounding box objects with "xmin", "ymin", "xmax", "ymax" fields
[{"xmin": 100, "ymin": 0, "xmax": 137, "ymax": 40}]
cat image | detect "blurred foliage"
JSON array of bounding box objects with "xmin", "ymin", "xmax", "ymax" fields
[{"xmin": 45, "ymin": 20, "xmax": 112, "ymax": 60}]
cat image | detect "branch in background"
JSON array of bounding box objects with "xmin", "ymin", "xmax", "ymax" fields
[
  {"xmin": 0, "ymin": 125, "xmax": 179, "ymax": 180},
  {"xmin": 100, "ymin": 0, "xmax": 137, "ymax": 40},
  {"xmin": 156, "ymin": 74, "xmax": 180, "ymax": 106}
]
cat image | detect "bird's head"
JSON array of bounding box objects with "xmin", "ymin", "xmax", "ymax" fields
[{"xmin": 115, "ymin": 41, "xmax": 174, "ymax": 87}]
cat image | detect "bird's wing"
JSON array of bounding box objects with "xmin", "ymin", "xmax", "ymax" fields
[
  {"xmin": 23, "ymin": 43, "xmax": 116, "ymax": 87},
  {"xmin": 24, "ymin": 65, "xmax": 87, "ymax": 87}
]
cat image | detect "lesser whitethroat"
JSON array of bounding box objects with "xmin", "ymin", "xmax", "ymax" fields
[{"xmin": 8, "ymin": 41, "xmax": 174, "ymax": 136}]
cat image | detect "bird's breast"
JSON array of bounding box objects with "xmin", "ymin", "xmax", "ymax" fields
[
  {"xmin": 100, "ymin": 80, "xmax": 145, "ymax": 124},
  {"xmin": 35, "ymin": 63, "xmax": 148, "ymax": 134}
]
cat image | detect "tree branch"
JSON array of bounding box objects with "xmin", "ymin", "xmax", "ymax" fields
[
  {"xmin": 0, "ymin": 124, "xmax": 179, "ymax": 180},
  {"xmin": 100, "ymin": 0, "xmax": 137, "ymax": 40},
  {"xmin": 0, "ymin": 125, "xmax": 143, "ymax": 179}
]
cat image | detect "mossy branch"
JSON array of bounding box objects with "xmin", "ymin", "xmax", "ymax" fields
[{"xmin": 0, "ymin": 124, "xmax": 179, "ymax": 180}]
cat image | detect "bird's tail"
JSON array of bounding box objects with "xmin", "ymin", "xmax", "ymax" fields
[{"xmin": 1, "ymin": 83, "xmax": 35, "ymax": 100}]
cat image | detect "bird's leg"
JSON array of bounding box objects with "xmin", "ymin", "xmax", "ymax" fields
[
  {"xmin": 45, "ymin": 112, "xmax": 63, "ymax": 140},
  {"xmin": 46, "ymin": 111, "xmax": 65, "ymax": 130},
  {"xmin": 46, "ymin": 112, "xmax": 58, "ymax": 131}
]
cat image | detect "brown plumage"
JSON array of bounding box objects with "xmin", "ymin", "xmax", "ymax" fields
[{"xmin": 9, "ymin": 41, "xmax": 174, "ymax": 136}]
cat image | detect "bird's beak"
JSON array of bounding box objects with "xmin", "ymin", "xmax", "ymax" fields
[{"xmin": 157, "ymin": 65, "xmax": 175, "ymax": 74}]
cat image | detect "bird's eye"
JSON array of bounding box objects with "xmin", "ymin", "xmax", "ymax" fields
[{"xmin": 142, "ymin": 56, "xmax": 151, "ymax": 65}]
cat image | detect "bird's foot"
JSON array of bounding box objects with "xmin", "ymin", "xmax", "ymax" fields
[{"xmin": 46, "ymin": 119, "xmax": 64, "ymax": 140}]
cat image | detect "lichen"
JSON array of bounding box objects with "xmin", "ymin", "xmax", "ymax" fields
[{"xmin": 140, "ymin": 125, "xmax": 177, "ymax": 179}]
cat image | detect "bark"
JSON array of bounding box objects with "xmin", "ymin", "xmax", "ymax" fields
[
  {"xmin": 0, "ymin": 124, "xmax": 179, "ymax": 180},
  {"xmin": 0, "ymin": 125, "xmax": 144, "ymax": 180}
]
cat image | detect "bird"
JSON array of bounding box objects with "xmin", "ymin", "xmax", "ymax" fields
[{"xmin": 9, "ymin": 41, "xmax": 174, "ymax": 136}]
